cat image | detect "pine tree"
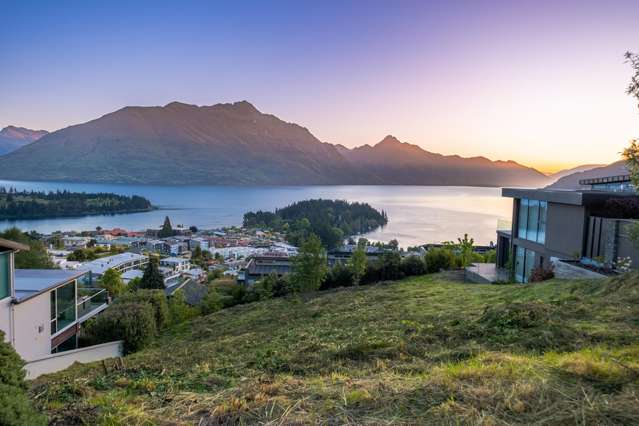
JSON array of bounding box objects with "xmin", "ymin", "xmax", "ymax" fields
[
  {"xmin": 158, "ymin": 216, "xmax": 174, "ymax": 238},
  {"xmin": 291, "ymin": 234, "xmax": 328, "ymax": 293},
  {"xmin": 139, "ymin": 258, "xmax": 165, "ymax": 289}
]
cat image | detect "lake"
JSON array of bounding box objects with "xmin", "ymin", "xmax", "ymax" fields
[{"xmin": 0, "ymin": 180, "xmax": 512, "ymax": 247}]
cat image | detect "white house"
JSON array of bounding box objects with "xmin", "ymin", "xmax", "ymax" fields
[
  {"xmin": 0, "ymin": 238, "xmax": 109, "ymax": 361},
  {"xmin": 159, "ymin": 256, "xmax": 191, "ymax": 273}
]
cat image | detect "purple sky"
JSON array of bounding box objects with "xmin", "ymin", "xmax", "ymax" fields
[{"xmin": 2, "ymin": 0, "xmax": 639, "ymax": 172}]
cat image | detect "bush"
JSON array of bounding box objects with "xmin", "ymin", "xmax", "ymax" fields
[
  {"xmin": 0, "ymin": 331, "xmax": 46, "ymax": 425},
  {"xmin": 529, "ymin": 265, "xmax": 555, "ymax": 282},
  {"xmin": 424, "ymin": 248, "xmax": 454, "ymax": 273},
  {"xmin": 0, "ymin": 384, "xmax": 46, "ymax": 426},
  {"xmin": 0, "ymin": 331, "xmax": 27, "ymax": 389},
  {"xmin": 200, "ymin": 286, "xmax": 224, "ymax": 315},
  {"xmin": 321, "ymin": 262, "xmax": 354, "ymax": 290},
  {"xmin": 116, "ymin": 290, "xmax": 169, "ymax": 329},
  {"xmin": 400, "ymin": 255, "xmax": 426, "ymax": 276},
  {"xmin": 85, "ymin": 302, "xmax": 156, "ymax": 353},
  {"xmin": 253, "ymin": 273, "xmax": 292, "ymax": 299},
  {"xmin": 168, "ymin": 289, "xmax": 199, "ymax": 324}
]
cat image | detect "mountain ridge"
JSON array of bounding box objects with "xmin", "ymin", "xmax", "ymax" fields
[
  {"xmin": 0, "ymin": 101, "xmax": 549, "ymax": 187},
  {"xmin": 0, "ymin": 126, "xmax": 48, "ymax": 156}
]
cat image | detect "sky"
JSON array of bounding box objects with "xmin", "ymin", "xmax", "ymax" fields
[{"xmin": 2, "ymin": 0, "xmax": 639, "ymax": 173}]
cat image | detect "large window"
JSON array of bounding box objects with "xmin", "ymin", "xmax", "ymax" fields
[
  {"xmin": 50, "ymin": 281, "xmax": 77, "ymax": 335},
  {"xmin": 514, "ymin": 245, "xmax": 536, "ymax": 283},
  {"xmin": 0, "ymin": 252, "xmax": 9, "ymax": 300},
  {"xmin": 517, "ymin": 198, "xmax": 547, "ymax": 244}
]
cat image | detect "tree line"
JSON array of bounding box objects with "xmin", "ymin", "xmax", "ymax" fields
[
  {"xmin": 243, "ymin": 199, "xmax": 388, "ymax": 249},
  {"xmin": 0, "ymin": 187, "xmax": 153, "ymax": 219}
]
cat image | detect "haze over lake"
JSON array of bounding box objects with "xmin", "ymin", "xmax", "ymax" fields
[{"xmin": 0, "ymin": 181, "xmax": 512, "ymax": 247}]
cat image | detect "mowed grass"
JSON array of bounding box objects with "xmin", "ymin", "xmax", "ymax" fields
[{"xmin": 32, "ymin": 272, "xmax": 639, "ymax": 425}]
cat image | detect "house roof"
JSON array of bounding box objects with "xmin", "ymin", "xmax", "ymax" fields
[
  {"xmin": 502, "ymin": 188, "xmax": 639, "ymax": 206},
  {"xmin": 14, "ymin": 269, "xmax": 88, "ymax": 303},
  {"xmin": 0, "ymin": 238, "xmax": 29, "ymax": 252}
]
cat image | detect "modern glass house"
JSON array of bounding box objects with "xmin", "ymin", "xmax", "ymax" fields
[
  {"xmin": 0, "ymin": 239, "xmax": 109, "ymax": 361},
  {"xmin": 497, "ymin": 187, "xmax": 639, "ymax": 283}
]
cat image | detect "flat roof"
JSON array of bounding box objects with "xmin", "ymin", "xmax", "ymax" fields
[
  {"xmin": 14, "ymin": 269, "xmax": 87, "ymax": 303},
  {"xmin": 79, "ymin": 252, "xmax": 148, "ymax": 275},
  {"xmin": 579, "ymin": 174, "xmax": 631, "ymax": 185},
  {"xmin": 502, "ymin": 188, "xmax": 639, "ymax": 206},
  {"xmin": 0, "ymin": 238, "xmax": 29, "ymax": 252},
  {"xmin": 160, "ymin": 256, "xmax": 189, "ymax": 263}
]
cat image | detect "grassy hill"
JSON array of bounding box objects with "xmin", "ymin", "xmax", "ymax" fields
[{"xmin": 32, "ymin": 273, "xmax": 639, "ymax": 425}]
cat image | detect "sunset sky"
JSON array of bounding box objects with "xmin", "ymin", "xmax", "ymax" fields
[{"xmin": 2, "ymin": 0, "xmax": 639, "ymax": 173}]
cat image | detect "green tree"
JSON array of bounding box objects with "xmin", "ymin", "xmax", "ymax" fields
[
  {"xmin": 623, "ymin": 52, "xmax": 639, "ymax": 244},
  {"xmin": 348, "ymin": 246, "xmax": 368, "ymax": 286},
  {"xmin": 0, "ymin": 228, "xmax": 53, "ymax": 269},
  {"xmin": 291, "ymin": 234, "xmax": 328, "ymax": 293},
  {"xmin": 139, "ymin": 257, "xmax": 164, "ymax": 289},
  {"xmin": 100, "ymin": 268, "xmax": 125, "ymax": 297},
  {"xmin": 158, "ymin": 216, "xmax": 174, "ymax": 238}
]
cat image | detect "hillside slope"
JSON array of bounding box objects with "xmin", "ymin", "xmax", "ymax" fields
[
  {"xmin": 0, "ymin": 125, "xmax": 48, "ymax": 155},
  {"xmin": 33, "ymin": 273, "xmax": 639, "ymax": 425}
]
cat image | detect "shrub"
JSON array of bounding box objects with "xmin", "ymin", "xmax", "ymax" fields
[
  {"xmin": 213, "ymin": 278, "xmax": 247, "ymax": 308},
  {"xmin": 424, "ymin": 248, "xmax": 454, "ymax": 273},
  {"xmin": 529, "ymin": 265, "xmax": 555, "ymax": 282},
  {"xmin": 400, "ymin": 255, "xmax": 426, "ymax": 276},
  {"xmin": 0, "ymin": 384, "xmax": 46, "ymax": 426},
  {"xmin": 321, "ymin": 262, "xmax": 354, "ymax": 290},
  {"xmin": 116, "ymin": 290, "xmax": 170, "ymax": 329},
  {"xmin": 168, "ymin": 289, "xmax": 199, "ymax": 324},
  {"xmin": 85, "ymin": 302, "xmax": 156, "ymax": 353},
  {"xmin": 0, "ymin": 331, "xmax": 27, "ymax": 389},
  {"xmin": 200, "ymin": 286, "xmax": 224, "ymax": 315},
  {"xmin": 0, "ymin": 331, "xmax": 46, "ymax": 425}
]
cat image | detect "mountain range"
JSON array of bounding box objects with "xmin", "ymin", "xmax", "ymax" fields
[
  {"xmin": 0, "ymin": 126, "xmax": 48, "ymax": 156},
  {"xmin": 546, "ymin": 161, "xmax": 629, "ymax": 190},
  {"xmin": 0, "ymin": 101, "xmax": 551, "ymax": 187}
]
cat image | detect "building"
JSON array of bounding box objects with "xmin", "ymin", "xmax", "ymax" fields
[
  {"xmin": 1, "ymin": 238, "xmax": 109, "ymax": 361},
  {"xmin": 495, "ymin": 187, "xmax": 639, "ymax": 282},
  {"xmin": 238, "ymin": 253, "xmax": 292, "ymax": 285},
  {"xmin": 580, "ymin": 174, "xmax": 636, "ymax": 193},
  {"xmin": 189, "ymin": 237, "xmax": 210, "ymax": 251},
  {"xmin": 62, "ymin": 236, "xmax": 91, "ymax": 250},
  {"xmin": 159, "ymin": 256, "xmax": 191, "ymax": 273},
  {"xmin": 79, "ymin": 252, "xmax": 148, "ymax": 282}
]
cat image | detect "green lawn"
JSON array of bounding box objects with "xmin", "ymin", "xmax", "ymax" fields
[{"xmin": 32, "ymin": 273, "xmax": 639, "ymax": 425}]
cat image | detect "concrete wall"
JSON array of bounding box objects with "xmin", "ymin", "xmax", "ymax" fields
[
  {"xmin": 24, "ymin": 340, "xmax": 123, "ymax": 379},
  {"xmin": 13, "ymin": 292, "xmax": 51, "ymax": 362},
  {"xmin": 545, "ymin": 203, "xmax": 586, "ymax": 257},
  {"xmin": 550, "ymin": 258, "xmax": 607, "ymax": 280}
]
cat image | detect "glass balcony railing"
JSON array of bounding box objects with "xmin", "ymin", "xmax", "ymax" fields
[
  {"xmin": 76, "ymin": 288, "xmax": 108, "ymax": 320},
  {"xmin": 497, "ymin": 219, "xmax": 512, "ymax": 232}
]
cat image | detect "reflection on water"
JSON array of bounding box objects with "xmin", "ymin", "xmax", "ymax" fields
[{"xmin": 0, "ymin": 180, "xmax": 512, "ymax": 247}]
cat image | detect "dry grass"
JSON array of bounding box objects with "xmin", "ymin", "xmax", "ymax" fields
[{"xmin": 31, "ymin": 273, "xmax": 639, "ymax": 425}]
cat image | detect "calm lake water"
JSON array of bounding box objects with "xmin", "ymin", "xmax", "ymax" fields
[{"xmin": 0, "ymin": 180, "xmax": 512, "ymax": 247}]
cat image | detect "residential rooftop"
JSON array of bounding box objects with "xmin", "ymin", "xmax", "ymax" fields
[
  {"xmin": 79, "ymin": 252, "xmax": 147, "ymax": 275},
  {"xmin": 14, "ymin": 269, "xmax": 87, "ymax": 303},
  {"xmin": 502, "ymin": 187, "xmax": 638, "ymax": 206}
]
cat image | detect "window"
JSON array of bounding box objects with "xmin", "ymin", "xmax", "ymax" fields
[
  {"xmin": 0, "ymin": 252, "xmax": 9, "ymax": 300},
  {"xmin": 517, "ymin": 198, "xmax": 547, "ymax": 244},
  {"xmin": 50, "ymin": 281, "xmax": 77, "ymax": 334},
  {"xmin": 514, "ymin": 245, "xmax": 537, "ymax": 283}
]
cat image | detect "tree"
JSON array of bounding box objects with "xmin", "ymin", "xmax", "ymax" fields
[
  {"xmin": 348, "ymin": 246, "xmax": 368, "ymax": 286},
  {"xmin": 139, "ymin": 257, "xmax": 164, "ymax": 289},
  {"xmin": 158, "ymin": 216, "xmax": 174, "ymax": 238},
  {"xmin": 0, "ymin": 228, "xmax": 53, "ymax": 269},
  {"xmin": 456, "ymin": 234, "xmax": 475, "ymax": 268},
  {"xmin": 290, "ymin": 234, "xmax": 328, "ymax": 293},
  {"xmin": 200, "ymin": 286, "xmax": 223, "ymax": 315},
  {"xmin": 168, "ymin": 289, "xmax": 198, "ymax": 324},
  {"xmin": 623, "ymin": 52, "xmax": 639, "ymax": 244},
  {"xmin": 100, "ymin": 268, "xmax": 125, "ymax": 297}
]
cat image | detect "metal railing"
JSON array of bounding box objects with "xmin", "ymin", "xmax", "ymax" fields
[{"xmin": 76, "ymin": 288, "xmax": 108, "ymax": 320}]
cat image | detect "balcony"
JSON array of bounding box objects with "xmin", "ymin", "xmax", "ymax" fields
[{"xmin": 76, "ymin": 288, "xmax": 108, "ymax": 321}]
